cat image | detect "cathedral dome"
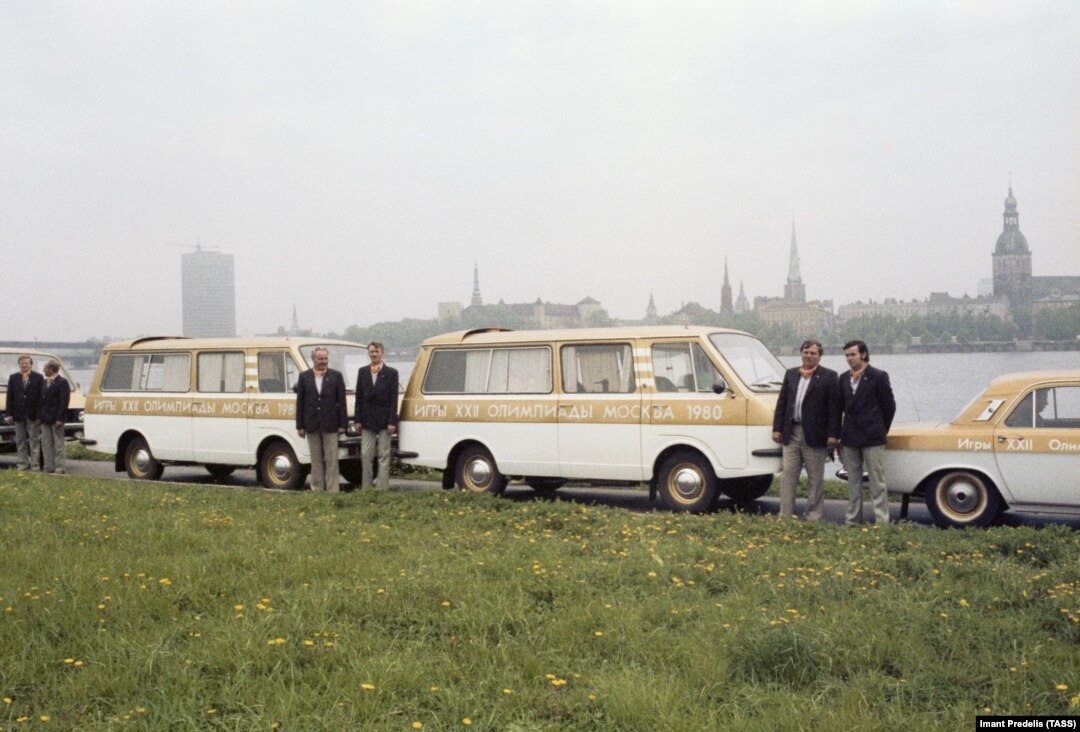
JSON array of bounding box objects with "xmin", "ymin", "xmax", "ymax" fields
[{"xmin": 995, "ymin": 228, "xmax": 1029, "ymax": 255}]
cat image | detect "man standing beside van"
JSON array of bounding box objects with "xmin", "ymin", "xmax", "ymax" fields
[
  {"xmin": 839, "ymin": 339, "xmax": 896, "ymax": 525},
  {"xmin": 771, "ymin": 339, "xmax": 841, "ymax": 521},
  {"xmin": 355, "ymin": 341, "xmax": 398, "ymax": 490},
  {"xmin": 39, "ymin": 360, "xmax": 70, "ymax": 474},
  {"xmin": 4, "ymin": 355, "xmax": 44, "ymax": 471},
  {"xmin": 295, "ymin": 347, "xmax": 348, "ymax": 492}
]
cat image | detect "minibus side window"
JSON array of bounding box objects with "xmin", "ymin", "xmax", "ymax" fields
[
  {"xmin": 487, "ymin": 347, "xmax": 551, "ymax": 393},
  {"xmin": 198, "ymin": 352, "xmax": 245, "ymax": 393},
  {"xmin": 423, "ymin": 348, "xmax": 551, "ymax": 394},
  {"xmin": 102, "ymin": 353, "xmax": 189, "ymax": 392},
  {"xmin": 561, "ymin": 344, "xmax": 635, "ymax": 394},
  {"xmin": 691, "ymin": 344, "xmax": 723, "ymax": 393},
  {"xmin": 257, "ymin": 352, "xmax": 299, "ymax": 393}
]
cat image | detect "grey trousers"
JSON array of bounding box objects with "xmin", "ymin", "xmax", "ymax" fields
[
  {"xmin": 842, "ymin": 444, "xmax": 890, "ymax": 525},
  {"xmin": 40, "ymin": 422, "xmax": 66, "ymax": 474},
  {"xmin": 361, "ymin": 428, "xmax": 392, "ymax": 489},
  {"xmin": 779, "ymin": 424, "xmax": 827, "ymax": 521},
  {"xmin": 14, "ymin": 420, "xmax": 41, "ymax": 470},
  {"xmin": 306, "ymin": 431, "xmax": 341, "ymax": 492}
]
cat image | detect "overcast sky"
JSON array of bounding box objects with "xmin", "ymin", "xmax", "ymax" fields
[{"xmin": 3, "ymin": 1, "xmax": 1078, "ymax": 341}]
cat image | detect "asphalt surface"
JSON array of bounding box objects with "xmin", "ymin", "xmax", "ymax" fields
[{"xmin": 2, "ymin": 455, "xmax": 1077, "ymax": 530}]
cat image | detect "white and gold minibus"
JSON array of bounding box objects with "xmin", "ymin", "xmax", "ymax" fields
[
  {"xmin": 399, "ymin": 326, "xmax": 785, "ymax": 511},
  {"xmin": 83, "ymin": 337, "xmax": 373, "ymax": 489}
]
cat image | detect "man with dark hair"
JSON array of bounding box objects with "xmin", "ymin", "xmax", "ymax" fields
[
  {"xmin": 355, "ymin": 341, "xmax": 399, "ymax": 490},
  {"xmin": 295, "ymin": 346, "xmax": 348, "ymax": 491},
  {"xmin": 771, "ymin": 339, "xmax": 841, "ymax": 521},
  {"xmin": 38, "ymin": 360, "xmax": 71, "ymax": 474},
  {"xmin": 4, "ymin": 355, "xmax": 44, "ymax": 470},
  {"xmin": 839, "ymin": 339, "xmax": 896, "ymax": 525}
]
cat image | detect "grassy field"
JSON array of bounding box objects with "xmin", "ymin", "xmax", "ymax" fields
[{"xmin": 1, "ymin": 471, "xmax": 1077, "ymax": 730}]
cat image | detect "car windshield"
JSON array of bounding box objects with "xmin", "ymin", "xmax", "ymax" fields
[
  {"xmin": 302, "ymin": 344, "xmax": 373, "ymax": 391},
  {"xmin": 707, "ymin": 333, "xmax": 786, "ymax": 392},
  {"xmin": 0, "ymin": 353, "xmax": 76, "ymax": 392}
]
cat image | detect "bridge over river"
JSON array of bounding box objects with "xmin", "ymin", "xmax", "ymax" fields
[{"xmin": 0, "ymin": 341, "xmax": 103, "ymax": 368}]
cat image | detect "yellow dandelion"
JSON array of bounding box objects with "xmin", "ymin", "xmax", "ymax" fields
[
  {"xmin": 40, "ymin": 716, "xmax": 50, "ymax": 722},
  {"xmin": 206, "ymin": 708, "xmax": 217, "ymax": 715},
  {"xmin": 441, "ymin": 601, "xmax": 451, "ymax": 607},
  {"xmin": 588, "ymin": 694, "xmax": 597, "ymax": 701},
  {"xmin": 64, "ymin": 658, "xmax": 74, "ymax": 664},
  {"xmin": 462, "ymin": 720, "xmax": 472, "ymax": 726},
  {"xmin": 361, "ymin": 683, "xmax": 375, "ymax": 691},
  {"xmin": 412, "ymin": 722, "xmax": 423, "ymax": 730},
  {"xmin": 1057, "ymin": 684, "xmax": 1069, "ymax": 691},
  {"xmin": 3, "ymin": 698, "xmax": 11, "ymax": 704},
  {"xmin": 502, "ymin": 688, "xmax": 513, "ymax": 695}
]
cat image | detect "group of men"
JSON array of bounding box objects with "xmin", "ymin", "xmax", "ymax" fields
[
  {"xmin": 772, "ymin": 339, "xmax": 896, "ymax": 525},
  {"xmin": 3, "ymin": 355, "xmax": 72, "ymax": 474},
  {"xmin": 294, "ymin": 341, "xmax": 399, "ymax": 492}
]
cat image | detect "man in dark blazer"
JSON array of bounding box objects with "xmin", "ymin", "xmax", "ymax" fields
[
  {"xmin": 38, "ymin": 360, "xmax": 71, "ymax": 474},
  {"xmin": 4, "ymin": 354, "xmax": 44, "ymax": 470},
  {"xmin": 771, "ymin": 339, "xmax": 841, "ymax": 521},
  {"xmin": 839, "ymin": 339, "xmax": 896, "ymax": 525},
  {"xmin": 354, "ymin": 341, "xmax": 399, "ymax": 490},
  {"xmin": 295, "ymin": 347, "xmax": 348, "ymax": 491}
]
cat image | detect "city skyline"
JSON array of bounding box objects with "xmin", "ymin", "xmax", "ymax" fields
[{"xmin": 3, "ymin": 2, "xmax": 1078, "ymax": 341}]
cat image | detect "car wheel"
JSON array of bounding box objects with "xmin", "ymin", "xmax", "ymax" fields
[
  {"xmin": 205, "ymin": 464, "xmax": 235, "ymax": 482},
  {"xmin": 721, "ymin": 474, "xmax": 774, "ymax": 502},
  {"xmin": 260, "ymin": 440, "xmax": 306, "ymax": 491},
  {"xmin": 527, "ymin": 479, "xmax": 565, "ymax": 494},
  {"xmin": 455, "ymin": 445, "xmax": 506, "ymax": 495},
  {"xmin": 124, "ymin": 436, "xmax": 164, "ymax": 481},
  {"xmin": 925, "ymin": 470, "xmax": 1002, "ymax": 528},
  {"xmin": 657, "ymin": 451, "xmax": 718, "ymax": 512}
]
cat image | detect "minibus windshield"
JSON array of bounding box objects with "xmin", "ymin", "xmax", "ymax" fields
[
  {"xmin": 304, "ymin": 344, "xmax": 375, "ymax": 391},
  {"xmin": 707, "ymin": 333, "xmax": 786, "ymax": 392}
]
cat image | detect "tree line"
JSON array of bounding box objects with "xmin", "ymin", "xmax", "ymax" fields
[{"xmin": 326, "ymin": 302, "xmax": 1080, "ymax": 357}]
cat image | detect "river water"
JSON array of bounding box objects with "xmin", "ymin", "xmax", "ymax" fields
[
  {"xmin": 784, "ymin": 351, "xmax": 1078, "ymax": 424},
  {"xmin": 71, "ymin": 351, "xmax": 1076, "ymax": 426}
]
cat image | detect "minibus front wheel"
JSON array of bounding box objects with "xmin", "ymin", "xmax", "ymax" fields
[
  {"xmin": 657, "ymin": 451, "xmax": 718, "ymax": 513},
  {"xmin": 456, "ymin": 445, "xmax": 507, "ymax": 495},
  {"xmin": 124, "ymin": 436, "xmax": 164, "ymax": 481},
  {"xmin": 259, "ymin": 440, "xmax": 306, "ymax": 491}
]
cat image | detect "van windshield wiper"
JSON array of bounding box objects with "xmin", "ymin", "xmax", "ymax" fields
[{"xmin": 750, "ymin": 377, "xmax": 784, "ymax": 389}]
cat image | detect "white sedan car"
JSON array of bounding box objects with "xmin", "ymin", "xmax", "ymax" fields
[{"xmin": 885, "ymin": 370, "xmax": 1080, "ymax": 528}]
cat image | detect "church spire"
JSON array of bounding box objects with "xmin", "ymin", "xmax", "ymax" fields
[
  {"xmin": 784, "ymin": 220, "xmax": 807, "ymax": 304},
  {"xmin": 471, "ymin": 261, "xmax": 483, "ymax": 306},
  {"xmin": 786, "ymin": 220, "xmax": 802, "ymax": 285},
  {"xmin": 735, "ymin": 279, "xmax": 749, "ymax": 313},
  {"xmin": 721, "ymin": 257, "xmax": 734, "ymax": 313}
]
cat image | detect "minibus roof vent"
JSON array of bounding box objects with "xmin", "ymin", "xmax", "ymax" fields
[
  {"xmin": 129, "ymin": 336, "xmax": 191, "ymax": 347},
  {"xmin": 459, "ymin": 328, "xmax": 513, "ymax": 341}
]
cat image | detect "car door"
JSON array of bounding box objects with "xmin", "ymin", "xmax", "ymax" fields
[
  {"xmin": 557, "ymin": 342, "xmax": 642, "ymax": 481},
  {"xmin": 646, "ymin": 340, "xmax": 747, "ymax": 471},
  {"xmin": 993, "ymin": 384, "xmax": 1080, "ymax": 507},
  {"xmin": 192, "ymin": 350, "xmax": 249, "ymax": 463}
]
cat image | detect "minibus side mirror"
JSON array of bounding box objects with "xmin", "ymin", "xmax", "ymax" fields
[{"xmin": 712, "ymin": 377, "xmax": 729, "ymax": 395}]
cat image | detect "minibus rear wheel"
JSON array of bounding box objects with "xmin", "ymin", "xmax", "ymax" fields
[
  {"xmin": 124, "ymin": 436, "xmax": 164, "ymax": 481},
  {"xmin": 456, "ymin": 445, "xmax": 507, "ymax": 495},
  {"xmin": 260, "ymin": 440, "xmax": 306, "ymax": 491},
  {"xmin": 658, "ymin": 451, "xmax": 718, "ymax": 513}
]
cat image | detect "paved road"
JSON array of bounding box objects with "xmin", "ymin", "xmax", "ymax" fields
[{"xmin": 2, "ymin": 456, "xmax": 1077, "ymax": 530}]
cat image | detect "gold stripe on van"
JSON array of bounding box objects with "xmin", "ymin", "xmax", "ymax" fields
[
  {"xmin": 403, "ymin": 397, "xmax": 745, "ymax": 426},
  {"xmin": 87, "ymin": 395, "xmax": 296, "ymax": 420}
]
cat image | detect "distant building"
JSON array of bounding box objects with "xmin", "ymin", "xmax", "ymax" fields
[
  {"xmin": 439, "ymin": 263, "xmax": 605, "ymax": 328},
  {"xmin": 754, "ymin": 222, "xmax": 833, "ymax": 333},
  {"xmin": 992, "ymin": 186, "xmax": 1080, "ymax": 311},
  {"xmin": 720, "ymin": 259, "xmax": 734, "ymax": 314},
  {"xmin": 838, "ymin": 292, "xmax": 1009, "ymax": 321},
  {"xmin": 735, "ymin": 280, "xmax": 750, "ymax": 314},
  {"xmin": 645, "ymin": 292, "xmax": 658, "ymax": 324},
  {"xmin": 181, "ymin": 249, "xmax": 236, "ymax": 337}
]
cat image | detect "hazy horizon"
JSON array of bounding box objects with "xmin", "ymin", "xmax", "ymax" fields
[{"xmin": 3, "ymin": 1, "xmax": 1078, "ymax": 341}]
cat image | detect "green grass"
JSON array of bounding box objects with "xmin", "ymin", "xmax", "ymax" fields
[{"xmin": 1, "ymin": 472, "xmax": 1077, "ymax": 730}]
